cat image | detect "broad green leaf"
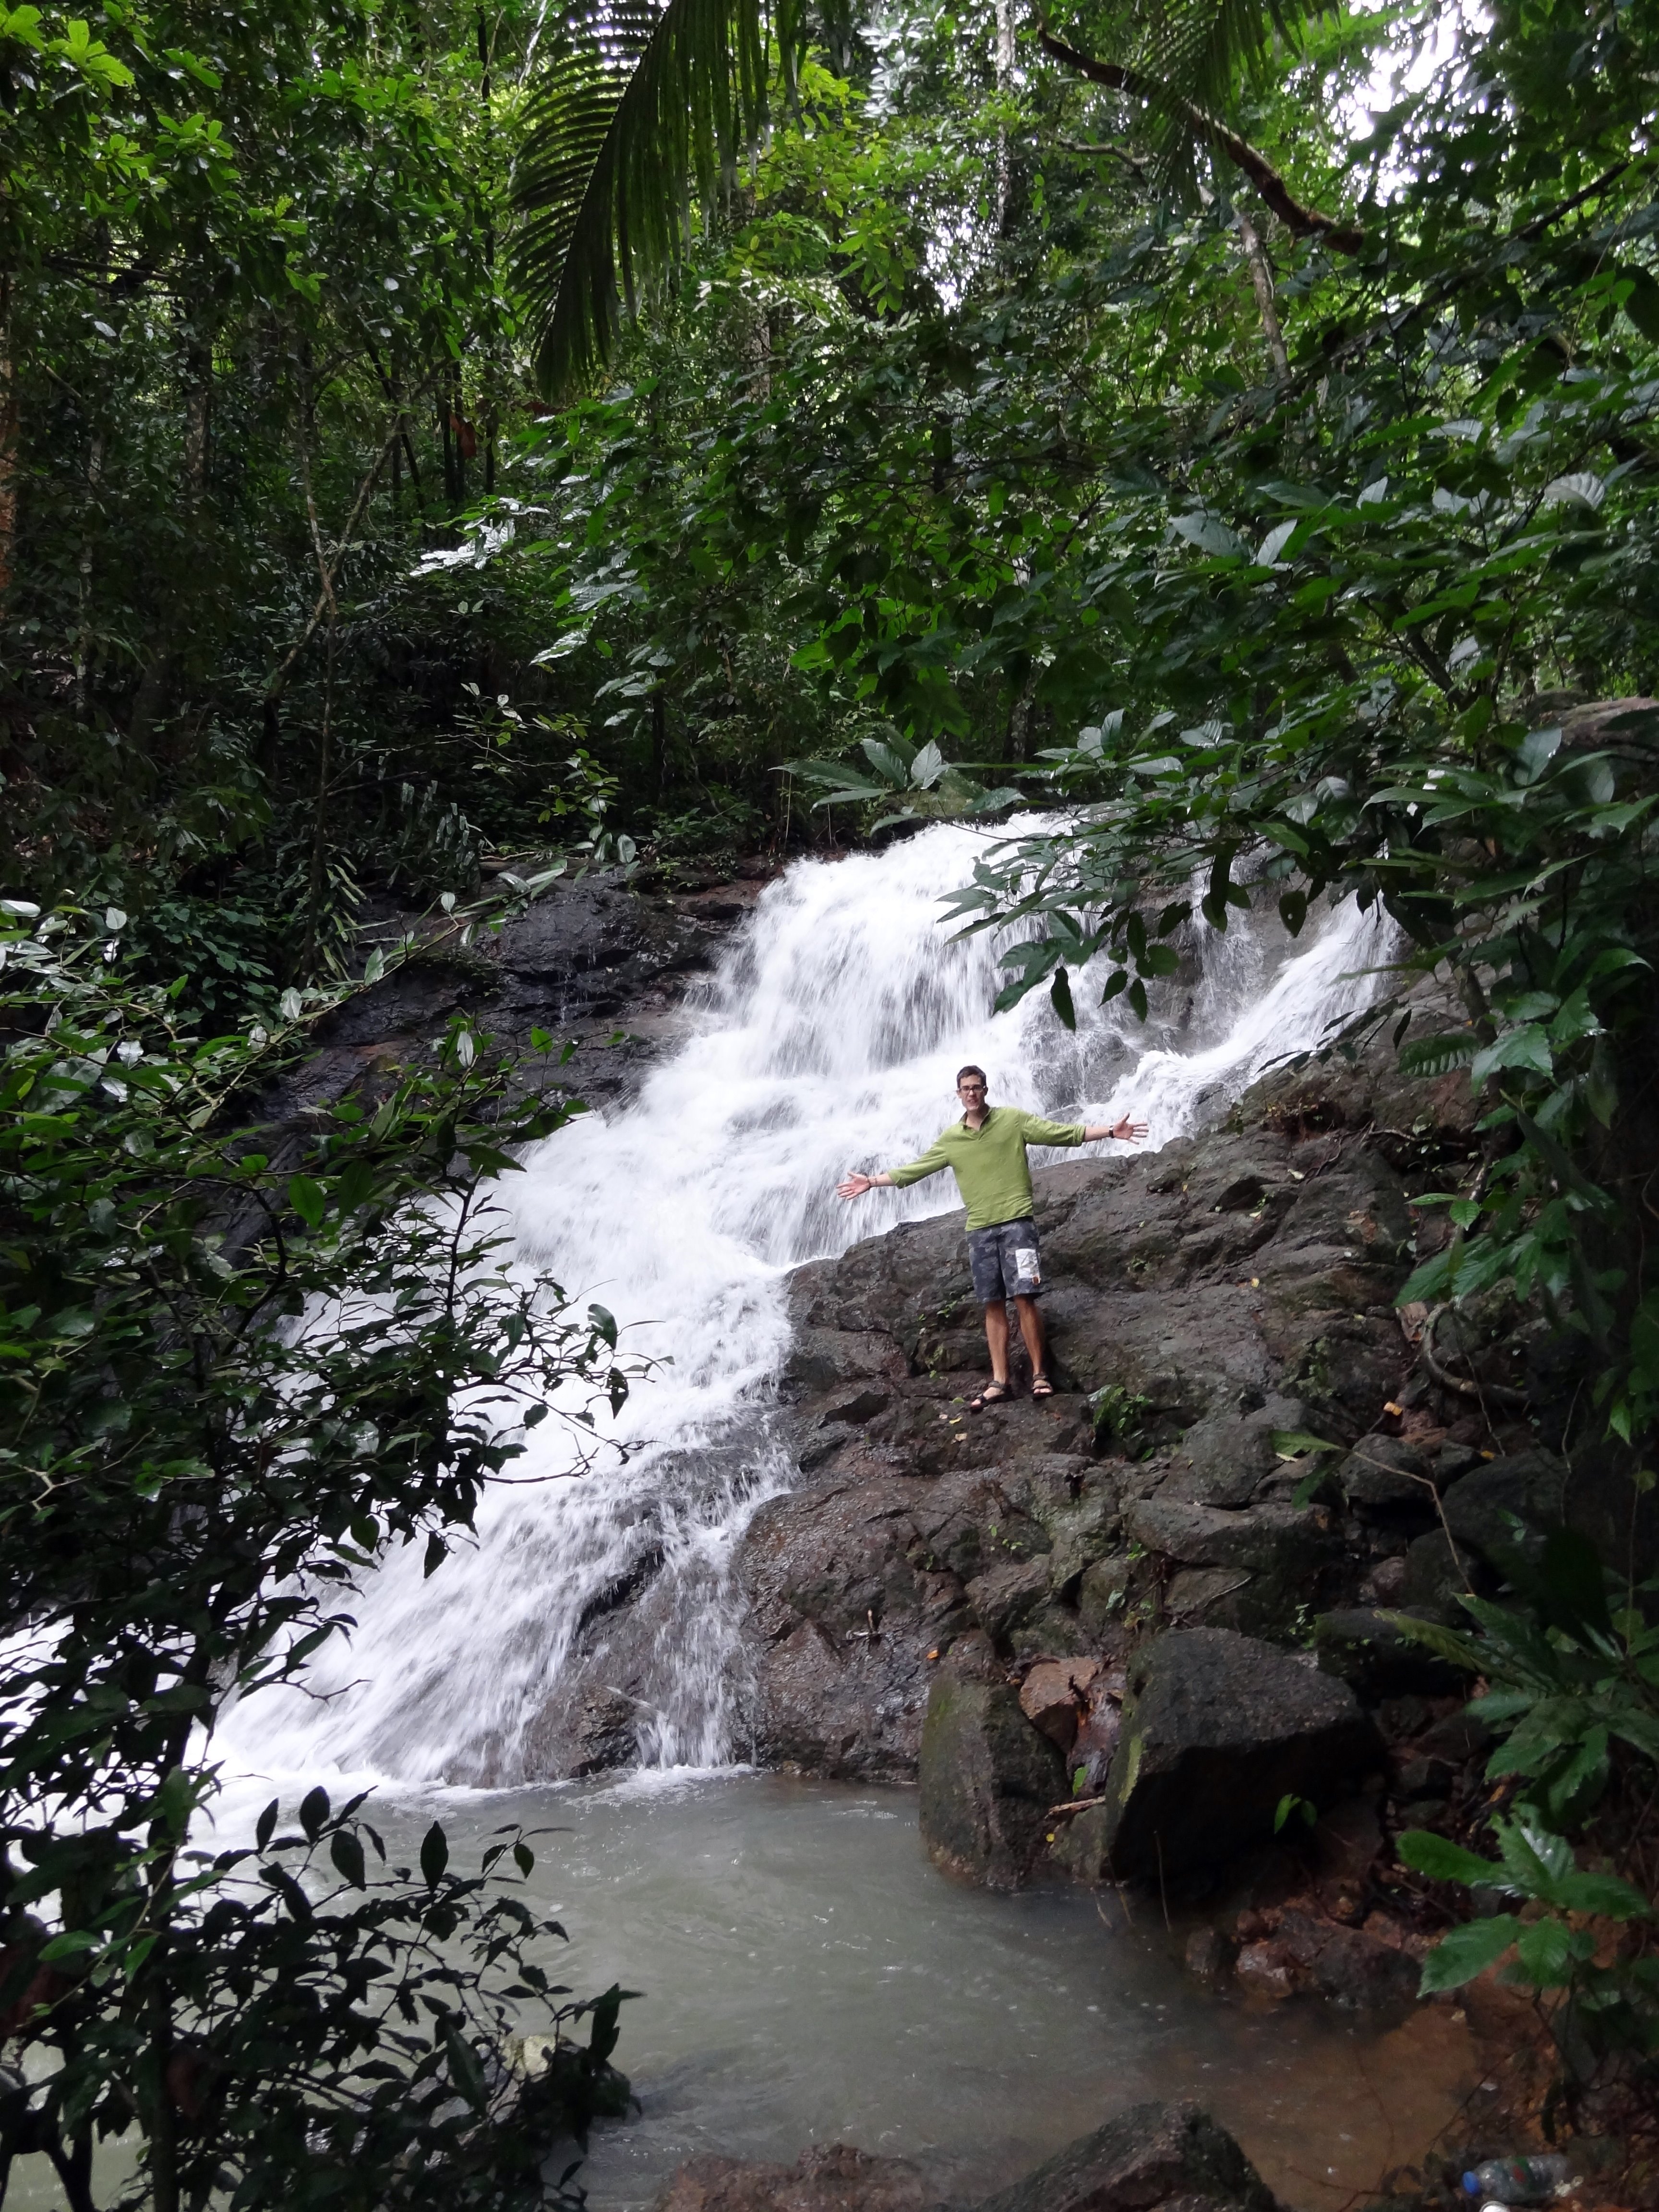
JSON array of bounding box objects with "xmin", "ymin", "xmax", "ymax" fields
[
  {"xmin": 1511, "ymin": 1914, "xmax": 1579, "ymax": 1986},
  {"xmin": 288, "ymin": 1175, "xmax": 326, "ymax": 1231},
  {"xmin": 1540, "ymin": 472, "xmax": 1604, "ymax": 511},
  {"xmin": 1418, "ymin": 1914, "xmax": 1520, "ymax": 1992},
  {"xmin": 420, "ymin": 1822, "xmax": 449, "ymax": 1888},
  {"xmin": 1273, "ymin": 1430, "xmax": 1340, "ymax": 1459},
  {"xmin": 1470, "ymin": 1025, "xmax": 1553, "ymax": 1088},
  {"xmin": 1172, "ymin": 510, "xmax": 1247, "ymax": 558},
  {"xmin": 1396, "ymin": 1829, "xmax": 1505, "ymax": 1888}
]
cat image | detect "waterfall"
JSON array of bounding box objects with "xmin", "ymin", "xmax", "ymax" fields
[{"xmin": 218, "ymin": 825, "xmax": 1390, "ymax": 1794}]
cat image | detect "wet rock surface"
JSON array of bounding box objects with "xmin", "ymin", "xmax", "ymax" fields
[
  {"xmin": 740, "ymin": 1049, "xmax": 1438, "ymax": 1785},
  {"xmin": 655, "ymin": 2142, "xmax": 948, "ymax": 2212},
  {"xmin": 261, "ymin": 864, "xmax": 778, "ymax": 1137},
  {"xmin": 917, "ymin": 1635, "xmax": 1070, "ymax": 1888},
  {"xmin": 652, "ymin": 2102, "xmax": 1280, "ymax": 2212},
  {"xmin": 977, "ymin": 2099, "xmax": 1281, "ymax": 2212}
]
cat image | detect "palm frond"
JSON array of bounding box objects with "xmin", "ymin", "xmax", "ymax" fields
[
  {"xmin": 1138, "ymin": 0, "xmax": 1314, "ymax": 122},
  {"xmin": 514, "ymin": 0, "xmax": 786, "ymax": 397},
  {"xmin": 1135, "ymin": 0, "xmax": 1326, "ymax": 193}
]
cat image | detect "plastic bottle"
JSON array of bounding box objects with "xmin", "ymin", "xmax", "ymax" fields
[{"xmin": 1461, "ymin": 2154, "xmax": 1576, "ymax": 2204}]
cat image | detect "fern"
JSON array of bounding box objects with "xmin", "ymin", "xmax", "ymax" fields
[{"xmin": 1397, "ymin": 1030, "xmax": 1480, "ymax": 1078}]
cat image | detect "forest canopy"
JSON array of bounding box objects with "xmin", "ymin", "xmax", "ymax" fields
[{"xmin": 12, "ymin": 0, "xmax": 1653, "ymax": 981}]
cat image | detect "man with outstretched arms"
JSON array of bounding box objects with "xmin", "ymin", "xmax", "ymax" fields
[{"xmin": 837, "ymin": 1066, "xmax": 1146, "ymax": 1410}]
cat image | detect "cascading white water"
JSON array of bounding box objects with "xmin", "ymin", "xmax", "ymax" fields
[{"xmin": 219, "ymin": 824, "xmax": 1390, "ymax": 1796}]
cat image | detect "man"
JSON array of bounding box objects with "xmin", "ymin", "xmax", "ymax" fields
[{"xmin": 837, "ymin": 1067, "xmax": 1146, "ymax": 1409}]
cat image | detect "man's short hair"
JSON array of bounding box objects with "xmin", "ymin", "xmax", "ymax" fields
[{"xmin": 956, "ymin": 1065, "xmax": 987, "ymax": 1087}]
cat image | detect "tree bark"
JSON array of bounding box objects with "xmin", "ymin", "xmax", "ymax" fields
[
  {"xmin": 1006, "ymin": 661, "xmax": 1039, "ymax": 761},
  {"xmin": 182, "ymin": 325, "xmax": 212, "ymax": 507},
  {"xmin": 995, "ymin": 0, "xmax": 1017, "ymax": 232},
  {"xmin": 73, "ymin": 429, "xmax": 106, "ymax": 720},
  {"xmin": 479, "ymin": 8, "xmax": 497, "ymax": 495}
]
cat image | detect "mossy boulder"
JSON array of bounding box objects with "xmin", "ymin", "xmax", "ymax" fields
[{"xmin": 918, "ymin": 1652, "xmax": 1067, "ymax": 1890}]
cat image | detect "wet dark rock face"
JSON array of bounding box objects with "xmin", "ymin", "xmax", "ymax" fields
[
  {"xmin": 1049, "ymin": 1628, "xmax": 1381, "ymax": 1884},
  {"xmin": 917, "ymin": 1633, "xmax": 1070, "ymax": 1891},
  {"xmin": 739, "ymin": 1094, "xmax": 1423, "ymax": 1792},
  {"xmin": 262, "ymin": 865, "xmax": 775, "ymax": 1136}
]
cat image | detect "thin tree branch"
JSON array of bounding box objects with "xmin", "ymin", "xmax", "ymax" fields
[
  {"xmin": 263, "ymin": 420, "xmax": 400, "ymax": 710},
  {"xmin": 1038, "ymin": 26, "xmax": 1365, "ymax": 255},
  {"xmin": 1235, "ymin": 204, "xmax": 1289, "ymax": 382},
  {"xmin": 1058, "ymin": 134, "xmax": 1149, "ymax": 172}
]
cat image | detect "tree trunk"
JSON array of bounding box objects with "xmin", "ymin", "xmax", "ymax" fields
[
  {"xmin": 994, "ymin": 0, "xmax": 1016, "ymax": 232},
  {"xmin": 149, "ymin": 1972, "xmax": 180, "ymax": 2212},
  {"xmin": 0, "ymin": 277, "xmax": 19, "ymax": 600},
  {"xmin": 1006, "ymin": 661, "xmax": 1038, "ymax": 762},
  {"xmin": 1235, "ymin": 207, "xmax": 1289, "ymax": 383},
  {"xmin": 73, "ymin": 429, "xmax": 106, "ymax": 721},
  {"xmin": 479, "ymin": 8, "xmax": 497, "ymax": 495},
  {"xmin": 183, "ymin": 328, "xmax": 212, "ymax": 506}
]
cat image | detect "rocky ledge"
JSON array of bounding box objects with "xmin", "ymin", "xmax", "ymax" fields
[
  {"xmin": 263, "ymin": 859, "xmax": 778, "ymax": 1133},
  {"xmin": 656, "ymin": 2100, "xmax": 1280, "ymax": 2212},
  {"xmin": 734, "ymin": 1020, "xmax": 1629, "ymax": 2003}
]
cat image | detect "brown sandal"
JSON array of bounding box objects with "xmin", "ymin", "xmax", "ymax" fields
[
  {"xmin": 1030, "ymin": 1372, "xmax": 1055, "ymax": 1398},
  {"xmin": 969, "ymin": 1381, "xmax": 1016, "ymax": 1412}
]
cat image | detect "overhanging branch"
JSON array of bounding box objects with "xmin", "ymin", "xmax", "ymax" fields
[{"xmin": 1038, "ymin": 26, "xmax": 1365, "ymax": 256}]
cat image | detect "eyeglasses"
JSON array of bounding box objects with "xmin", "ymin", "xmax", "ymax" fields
[{"xmin": 957, "ymin": 1082, "xmax": 986, "ymax": 1094}]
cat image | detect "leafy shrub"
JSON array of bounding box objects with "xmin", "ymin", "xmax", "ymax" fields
[
  {"xmin": 122, "ymin": 889, "xmax": 283, "ymax": 1028},
  {"xmin": 1393, "ymin": 1533, "xmax": 1659, "ymax": 2097},
  {"xmin": 646, "ymin": 791, "xmax": 766, "ymax": 860}
]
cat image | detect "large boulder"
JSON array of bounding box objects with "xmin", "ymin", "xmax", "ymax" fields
[
  {"xmin": 1123, "ymin": 1495, "xmax": 1343, "ymax": 1638},
  {"xmin": 918, "ymin": 1643, "xmax": 1068, "ymax": 1889},
  {"xmin": 1052, "ymin": 1628, "xmax": 1382, "ymax": 1882},
  {"xmin": 654, "ymin": 2105, "xmax": 1278, "ymax": 2212},
  {"xmin": 975, "ymin": 2100, "xmax": 1280, "ymax": 2212},
  {"xmin": 1441, "ymin": 1448, "xmax": 1568, "ymax": 1561}
]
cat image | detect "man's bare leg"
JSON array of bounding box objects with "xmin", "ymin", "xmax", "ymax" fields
[
  {"xmin": 982, "ymin": 1297, "xmax": 1049, "ymax": 1387},
  {"xmin": 982, "ymin": 1298, "xmax": 1011, "ymax": 1384},
  {"xmin": 1013, "ymin": 1294, "xmax": 1048, "ymax": 1382}
]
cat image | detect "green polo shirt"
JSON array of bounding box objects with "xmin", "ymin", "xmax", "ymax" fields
[{"xmin": 888, "ymin": 1105, "xmax": 1088, "ymax": 1231}]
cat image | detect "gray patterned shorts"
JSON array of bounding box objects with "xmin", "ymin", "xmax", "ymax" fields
[{"xmin": 967, "ymin": 1217, "xmax": 1043, "ymax": 1303}]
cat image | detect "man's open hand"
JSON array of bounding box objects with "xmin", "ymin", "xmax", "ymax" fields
[
  {"xmin": 1111, "ymin": 1115, "xmax": 1148, "ymax": 1142},
  {"xmin": 837, "ymin": 1172, "xmax": 874, "ymax": 1200}
]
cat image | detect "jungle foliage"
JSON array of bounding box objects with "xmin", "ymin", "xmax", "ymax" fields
[
  {"xmin": 7, "ymin": 0, "xmax": 1659, "ymax": 2185},
  {"xmin": 0, "ymin": 899, "xmax": 639, "ymax": 2207}
]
